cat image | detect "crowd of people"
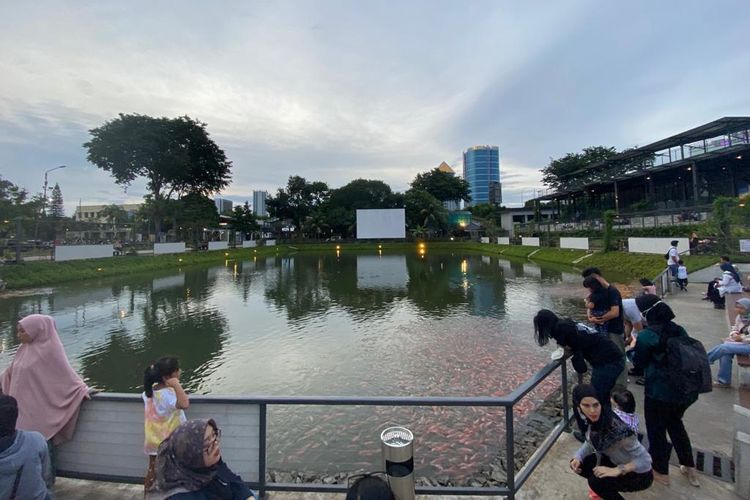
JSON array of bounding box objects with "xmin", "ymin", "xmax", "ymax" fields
[{"xmin": 534, "ymin": 264, "xmax": 714, "ymax": 499}]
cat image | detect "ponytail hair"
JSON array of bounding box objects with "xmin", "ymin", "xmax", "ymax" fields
[{"xmin": 143, "ymin": 356, "xmax": 180, "ymax": 398}]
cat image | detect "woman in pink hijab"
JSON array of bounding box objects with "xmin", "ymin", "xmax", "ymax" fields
[{"xmin": 0, "ymin": 314, "xmax": 91, "ymax": 445}]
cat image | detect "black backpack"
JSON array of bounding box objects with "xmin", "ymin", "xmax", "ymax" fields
[{"xmin": 658, "ymin": 331, "xmax": 712, "ymax": 395}]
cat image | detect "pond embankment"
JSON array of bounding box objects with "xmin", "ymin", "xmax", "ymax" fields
[{"xmin": 0, "ymin": 241, "xmax": 719, "ymax": 291}]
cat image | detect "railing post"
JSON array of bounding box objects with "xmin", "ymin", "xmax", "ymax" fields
[
  {"xmin": 506, "ymin": 405, "xmax": 515, "ymax": 500},
  {"xmin": 258, "ymin": 403, "xmax": 267, "ymax": 499},
  {"xmin": 561, "ymin": 359, "xmax": 570, "ymax": 427}
]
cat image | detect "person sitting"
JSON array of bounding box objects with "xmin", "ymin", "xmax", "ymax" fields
[
  {"xmin": 148, "ymin": 419, "xmax": 257, "ymax": 500},
  {"xmin": 0, "ymin": 395, "xmax": 52, "ymax": 500},
  {"xmin": 714, "ymin": 262, "xmax": 743, "ymax": 309},
  {"xmin": 569, "ymin": 385, "xmax": 653, "ymax": 500},
  {"xmin": 708, "ymin": 298, "xmax": 750, "ymax": 388},
  {"xmin": 346, "ymin": 473, "xmax": 395, "ymax": 500}
]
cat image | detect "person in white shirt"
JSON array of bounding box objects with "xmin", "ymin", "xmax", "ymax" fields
[
  {"xmin": 666, "ymin": 241, "xmax": 680, "ymax": 278},
  {"xmin": 676, "ymin": 260, "xmax": 688, "ymax": 291}
]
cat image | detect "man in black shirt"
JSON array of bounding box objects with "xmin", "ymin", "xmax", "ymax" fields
[{"xmin": 582, "ymin": 268, "xmax": 626, "ymax": 387}]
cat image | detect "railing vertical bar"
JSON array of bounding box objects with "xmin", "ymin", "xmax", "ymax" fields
[
  {"xmin": 258, "ymin": 403, "xmax": 267, "ymax": 499},
  {"xmin": 506, "ymin": 405, "xmax": 515, "ymax": 500},
  {"xmin": 560, "ymin": 359, "xmax": 569, "ymax": 425}
]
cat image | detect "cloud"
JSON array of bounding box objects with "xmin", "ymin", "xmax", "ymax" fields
[{"xmin": 1, "ymin": 1, "xmax": 749, "ymax": 214}]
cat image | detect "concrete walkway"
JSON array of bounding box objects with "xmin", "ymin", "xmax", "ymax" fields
[
  {"xmin": 689, "ymin": 262, "xmax": 750, "ymax": 283},
  {"xmin": 54, "ymin": 286, "xmax": 745, "ymax": 499}
]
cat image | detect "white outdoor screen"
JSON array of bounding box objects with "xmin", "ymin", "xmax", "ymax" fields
[{"xmin": 356, "ymin": 209, "xmax": 406, "ymax": 239}]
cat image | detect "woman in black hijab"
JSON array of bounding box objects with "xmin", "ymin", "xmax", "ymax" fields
[
  {"xmin": 569, "ymin": 385, "xmax": 653, "ymax": 499},
  {"xmin": 632, "ymin": 295, "xmax": 700, "ymax": 487}
]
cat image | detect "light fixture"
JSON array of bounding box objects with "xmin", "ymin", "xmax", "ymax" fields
[{"xmin": 737, "ymin": 155, "xmax": 743, "ymax": 160}]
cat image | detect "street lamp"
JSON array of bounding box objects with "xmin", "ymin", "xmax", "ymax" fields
[{"xmin": 43, "ymin": 165, "xmax": 66, "ymax": 216}]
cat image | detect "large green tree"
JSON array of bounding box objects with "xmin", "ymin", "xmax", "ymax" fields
[
  {"xmin": 328, "ymin": 179, "xmax": 401, "ymax": 210},
  {"xmin": 541, "ymin": 146, "xmax": 618, "ymax": 191},
  {"xmin": 84, "ymin": 114, "xmax": 232, "ymax": 236},
  {"xmin": 176, "ymin": 193, "xmax": 219, "ymax": 246},
  {"xmin": 267, "ymin": 176, "xmax": 329, "ymax": 234},
  {"xmin": 229, "ymin": 202, "xmax": 260, "ymax": 240},
  {"xmin": 49, "ymin": 183, "xmax": 65, "ymax": 218},
  {"xmin": 410, "ymin": 168, "xmax": 471, "ymax": 203},
  {"xmin": 404, "ymin": 189, "xmax": 447, "ymax": 237}
]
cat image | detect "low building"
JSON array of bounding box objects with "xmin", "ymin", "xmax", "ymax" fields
[
  {"xmin": 499, "ymin": 207, "xmax": 556, "ymax": 237},
  {"xmin": 73, "ymin": 203, "xmax": 142, "ymax": 223}
]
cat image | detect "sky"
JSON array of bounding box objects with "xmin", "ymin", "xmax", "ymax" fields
[{"xmin": 1, "ymin": 0, "xmax": 749, "ymax": 213}]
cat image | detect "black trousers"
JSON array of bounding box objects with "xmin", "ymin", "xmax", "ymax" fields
[
  {"xmin": 577, "ymin": 454, "xmax": 653, "ymax": 500},
  {"xmin": 644, "ymin": 397, "xmax": 695, "ymax": 474}
]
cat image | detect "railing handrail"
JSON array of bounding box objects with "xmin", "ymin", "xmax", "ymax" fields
[{"xmin": 72, "ymin": 355, "xmax": 572, "ymax": 499}]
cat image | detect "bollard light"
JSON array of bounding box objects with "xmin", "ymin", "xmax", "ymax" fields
[{"xmin": 381, "ymin": 426, "xmax": 415, "ymax": 500}]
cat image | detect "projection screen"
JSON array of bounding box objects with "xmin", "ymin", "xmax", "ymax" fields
[{"xmin": 356, "ymin": 208, "xmax": 406, "ymax": 239}]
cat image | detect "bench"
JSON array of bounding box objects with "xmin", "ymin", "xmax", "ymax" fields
[
  {"xmin": 726, "ymin": 291, "xmax": 750, "ymax": 383},
  {"xmin": 56, "ymin": 393, "xmax": 261, "ymax": 484}
]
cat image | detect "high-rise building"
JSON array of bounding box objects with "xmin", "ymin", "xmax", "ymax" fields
[
  {"xmin": 253, "ymin": 190, "xmax": 268, "ymax": 217},
  {"xmin": 214, "ymin": 198, "xmax": 233, "ymax": 215},
  {"xmin": 463, "ymin": 145, "xmax": 501, "ymax": 206}
]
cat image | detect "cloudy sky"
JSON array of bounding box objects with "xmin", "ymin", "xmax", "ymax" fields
[{"xmin": 2, "ymin": 1, "xmax": 749, "ymax": 213}]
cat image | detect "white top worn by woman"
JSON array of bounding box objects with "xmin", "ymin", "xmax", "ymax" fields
[{"xmin": 718, "ymin": 271, "xmax": 743, "ymax": 297}]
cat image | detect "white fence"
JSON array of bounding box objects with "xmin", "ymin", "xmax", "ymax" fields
[
  {"xmin": 242, "ymin": 240, "xmax": 258, "ymax": 248},
  {"xmin": 627, "ymin": 237, "xmax": 690, "ymax": 255},
  {"xmin": 207, "ymin": 241, "xmax": 229, "ymax": 251},
  {"xmin": 266, "ymin": 239, "xmax": 276, "ymax": 247},
  {"xmin": 497, "ymin": 237, "xmax": 510, "ymax": 245},
  {"xmin": 480, "ymin": 237, "xmax": 490, "ymax": 244},
  {"xmin": 560, "ymin": 237, "xmax": 589, "ymax": 251},
  {"xmin": 521, "ymin": 237, "xmax": 540, "ymax": 247},
  {"xmin": 55, "ymin": 245, "xmax": 114, "ymax": 262},
  {"xmin": 153, "ymin": 242, "xmax": 186, "ymax": 255}
]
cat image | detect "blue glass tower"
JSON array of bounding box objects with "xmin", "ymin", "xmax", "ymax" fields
[{"xmin": 463, "ymin": 146, "xmax": 501, "ymax": 206}]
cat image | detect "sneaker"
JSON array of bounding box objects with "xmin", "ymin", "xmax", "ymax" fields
[
  {"xmin": 713, "ymin": 381, "xmax": 731, "ymax": 388},
  {"xmin": 680, "ymin": 465, "xmax": 700, "ymax": 487},
  {"xmin": 588, "ymin": 488, "xmax": 602, "ymax": 499}
]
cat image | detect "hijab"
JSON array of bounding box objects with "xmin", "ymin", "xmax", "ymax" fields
[
  {"xmin": 0, "ymin": 314, "xmax": 90, "ymax": 442},
  {"xmin": 721, "ymin": 262, "xmax": 741, "ymax": 284},
  {"xmin": 572, "ymin": 384, "xmax": 633, "ymax": 452},
  {"xmin": 737, "ymin": 298, "xmax": 750, "ymax": 323},
  {"xmin": 0, "ymin": 395, "xmax": 18, "ymax": 453},
  {"xmin": 635, "ymin": 295, "xmax": 682, "ymax": 338},
  {"xmin": 154, "ymin": 419, "xmax": 218, "ymax": 496}
]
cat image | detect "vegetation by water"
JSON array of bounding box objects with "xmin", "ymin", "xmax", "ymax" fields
[{"xmin": 0, "ymin": 241, "xmax": 724, "ymax": 290}]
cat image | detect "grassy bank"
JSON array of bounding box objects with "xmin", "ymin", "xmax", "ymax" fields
[{"xmin": 0, "ymin": 241, "xmax": 722, "ymax": 290}]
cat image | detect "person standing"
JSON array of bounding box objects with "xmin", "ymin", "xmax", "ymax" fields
[
  {"xmin": 632, "ymin": 295, "xmax": 700, "ymax": 487},
  {"xmin": 666, "ymin": 241, "xmax": 680, "ymax": 278},
  {"xmin": 582, "ymin": 268, "xmax": 626, "ymax": 387},
  {"xmin": 676, "ymin": 260, "xmax": 688, "ymax": 291},
  {"xmin": 0, "ymin": 314, "xmax": 91, "ymax": 481}
]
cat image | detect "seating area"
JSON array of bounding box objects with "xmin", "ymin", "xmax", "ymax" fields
[{"xmin": 725, "ymin": 291, "xmax": 750, "ymax": 377}]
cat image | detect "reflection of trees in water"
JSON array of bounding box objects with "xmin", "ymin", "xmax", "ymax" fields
[
  {"xmin": 405, "ymin": 255, "xmax": 473, "ymax": 316},
  {"xmin": 78, "ymin": 268, "xmax": 228, "ymax": 393},
  {"xmin": 263, "ymin": 255, "xmax": 333, "ymax": 321}
]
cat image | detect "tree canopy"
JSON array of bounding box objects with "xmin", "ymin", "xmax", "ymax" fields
[
  {"xmin": 540, "ymin": 146, "xmax": 618, "ymax": 191},
  {"xmin": 49, "ymin": 183, "xmax": 65, "ymax": 218},
  {"xmin": 267, "ymin": 176, "xmax": 329, "ymax": 232},
  {"xmin": 410, "ymin": 168, "xmax": 471, "ymax": 203},
  {"xmin": 84, "ymin": 114, "xmax": 232, "ymax": 235},
  {"xmin": 229, "ymin": 202, "xmax": 260, "ymax": 239}
]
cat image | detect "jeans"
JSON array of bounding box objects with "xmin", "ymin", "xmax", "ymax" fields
[
  {"xmin": 644, "ymin": 397, "xmax": 695, "ymax": 474},
  {"xmin": 577, "ymin": 453, "xmax": 653, "ymax": 500},
  {"xmin": 708, "ymin": 342, "xmax": 750, "ymax": 384},
  {"xmin": 574, "ymin": 359, "xmax": 626, "ymax": 432}
]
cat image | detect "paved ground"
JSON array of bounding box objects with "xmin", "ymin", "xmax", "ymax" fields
[
  {"xmin": 54, "ymin": 284, "xmax": 746, "ymax": 499},
  {"xmin": 688, "ymin": 261, "xmax": 750, "ymax": 283}
]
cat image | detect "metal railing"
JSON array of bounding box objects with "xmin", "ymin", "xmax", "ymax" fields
[{"xmin": 68, "ymin": 357, "xmax": 575, "ymax": 499}]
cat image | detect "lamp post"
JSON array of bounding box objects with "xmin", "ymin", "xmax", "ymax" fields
[{"xmin": 42, "ymin": 165, "xmax": 66, "ymax": 216}]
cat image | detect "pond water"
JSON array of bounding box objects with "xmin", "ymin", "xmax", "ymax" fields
[{"xmin": 0, "ymin": 250, "xmax": 588, "ymax": 479}]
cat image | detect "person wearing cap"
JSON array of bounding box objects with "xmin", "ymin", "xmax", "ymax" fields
[
  {"xmin": 707, "ymin": 298, "xmax": 750, "ymax": 388},
  {"xmin": 666, "ymin": 241, "xmax": 680, "ymax": 278},
  {"xmin": 632, "ymin": 295, "xmax": 700, "ymax": 487},
  {"xmin": 0, "ymin": 395, "xmax": 53, "ymax": 500}
]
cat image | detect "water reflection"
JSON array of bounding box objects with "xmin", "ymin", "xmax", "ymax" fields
[{"xmin": 0, "ymin": 251, "xmax": 589, "ymax": 480}]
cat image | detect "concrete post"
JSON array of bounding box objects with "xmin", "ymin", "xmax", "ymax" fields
[{"xmin": 735, "ymin": 430, "xmax": 750, "ymax": 499}]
